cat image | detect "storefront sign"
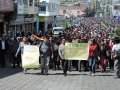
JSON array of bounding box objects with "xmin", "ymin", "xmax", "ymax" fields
[
  {"xmin": 10, "ymin": 15, "xmax": 24, "ymax": 25},
  {"xmin": 24, "ymin": 18, "xmax": 34, "ymax": 22},
  {"xmin": 17, "ymin": 5, "xmax": 28, "ymax": 14}
]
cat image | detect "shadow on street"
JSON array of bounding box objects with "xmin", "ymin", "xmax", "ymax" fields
[{"xmin": 0, "ymin": 68, "xmax": 23, "ymax": 79}]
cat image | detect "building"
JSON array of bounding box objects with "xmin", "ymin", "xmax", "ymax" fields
[
  {"xmin": 60, "ymin": 0, "xmax": 91, "ymax": 17},
  {"xmin": 9, "ymin": 0, "xmax": 39, "ymax": 37},
  {"xmin": 98, "ymin": 0, "xmax": 112, "ymax": 17},
  {"xmin": 38, "ymin": 0, "xmax": 60, "ymax": 33},
  {"xmin": 112, "ymin": 0, "xmax": 120, "ymax": 16},
  {"xmin": 112, "ymin": 0, "xmax": 120, "ymax": 23},
  {"xmin": 0, "ymin": 0, "xmax": 14, "ymax": 36}
]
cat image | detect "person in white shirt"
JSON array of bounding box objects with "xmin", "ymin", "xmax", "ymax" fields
[
  {"xmin": 111, "ymin": 37, "xmax": 120, "ymax": 78},
  {"xmin": 58, "ymin": 38, "xmax": 66, "ymax": 67}
]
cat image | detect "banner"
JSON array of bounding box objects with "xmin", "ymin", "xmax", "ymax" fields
[
  {"xmin": 65, "ymin": 43, "xmax": 89, "ymax": 60},
  {"xmin": 22, "ymin": 45, "xmax": 40, "ymax": 68}
]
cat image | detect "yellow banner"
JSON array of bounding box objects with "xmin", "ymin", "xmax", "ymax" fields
[
  {"xmin": 65, "ymin": 43, "xmax": 89, "ymax": 60},
  {"xmin": 22, "ymin": 45, "xmax": 40, "ymax": 68}
]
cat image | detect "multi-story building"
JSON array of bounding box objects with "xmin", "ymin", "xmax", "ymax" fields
[
  {"xmin": 112, "ymin": 0, "xmax": 120, "ymax": 23},
  {"xmin": 9, "ymin": 0, "xmax": 39, "ymax": 37},
  {"xmin": 112, "ymin": 0, "xmax": 120, "ymax": 17},
  {"xmin": 0, "ymin": 0, "xmax": 14, "ymax": 36},
  {"xmin": 99, "ymin": 0, "xmax": 112, "ymax": 17},
  {"xmin": 60, "ymin": 0, "xmax": 91, "ymax": 17},
  {"xmin": 38, "ymin": 0, "xmax": 60, "ymax": 33}
]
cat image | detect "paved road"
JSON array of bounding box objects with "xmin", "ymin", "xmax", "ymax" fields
[{"xmin": 0, "ymin": 68, "xmax": 120, "ymax": 90}]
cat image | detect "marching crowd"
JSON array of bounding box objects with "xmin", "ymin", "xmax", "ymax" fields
[{"xmin": 0, "ymin": 17, "xmax": 120, "ymax": 77}]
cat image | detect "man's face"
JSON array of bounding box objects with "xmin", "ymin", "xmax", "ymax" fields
[
  {"xmin": 44, "ymin": 38, "xmax": 49, "ymax": 43},
  {"xmin": 62, "ymin": 39, "xmax": 66, "ymax": 44},
  {"xmin": 49, "ymin": 37, "xmax": 53, "ymax": 41}
]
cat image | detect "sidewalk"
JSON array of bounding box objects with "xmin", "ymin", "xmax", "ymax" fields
[{"xmin": 0, "ymin": 68, "xmax": 120, "ymax": 90}]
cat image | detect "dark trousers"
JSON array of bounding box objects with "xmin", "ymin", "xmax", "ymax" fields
[
  {"xmin": 63, "ymin": 60, "xmax": 68, "ymax": 74},
  {"xmin": 53, "ymin": 55, "xmax": 60, "ymax": 70},
  {"xmin": 72, "ymin": 60, "xmax": 78, "ymax": 70},
  {"xmin": 78, "ymin": 60, "xmax": 88, "ymax": 71},
  {"xmin": 107, "ymin": 57, "xmax": 114, "ymax": 69},
  {"xmin": 0, "ymin": 50, "xmax": 6, "ymax": 68},
  {"xmin": 11, "ymin": 52, "xmax": 20, "ymax": 67}
]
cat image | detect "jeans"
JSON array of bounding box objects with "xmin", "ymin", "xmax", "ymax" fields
[
  {"xmin": 41, "ymin": 56, "xmax": 50, "ymax": 74},
  {"xmin": 89, "ymin": 56, "xmax": 97, "ymax": 74}
]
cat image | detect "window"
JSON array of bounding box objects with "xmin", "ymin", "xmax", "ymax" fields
[
  {"xmin": 24, "ymin": 0, "xmax": 28, "ymax": 5},
  {"xmin": 114, "ymin": 5, "xmax": 120, "ymax": 10},
  {"xmin": 34, "ymin": 0, "xmax": 38, "ymax": 6},
  {"xmin": 48, "ymin": 3, "xmax": 51, "ymax": 11},
  {"xmin": 29, "ymin": 0, "xmax": 33, "ymax": 6},
  {"xmin": 39, "ymin": 6, "xmax": 46, "ymax": 11},
  {"xmin": 19, "ymin": 0, "xmax": 23, "ymax": 5}
]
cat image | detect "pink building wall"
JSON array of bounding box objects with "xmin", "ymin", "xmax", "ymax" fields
[{"xmin": 0, "ymin": 0, "xmax": 14, "ymax": 12}]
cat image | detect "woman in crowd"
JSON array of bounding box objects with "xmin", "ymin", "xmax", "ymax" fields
[
  {"xmin": 15, "ymin": 36, "xmax": 30, "ymax": 74},
  {"xmin": 88, "ymin": 39, "xmax": 99, "ymax": 76}
]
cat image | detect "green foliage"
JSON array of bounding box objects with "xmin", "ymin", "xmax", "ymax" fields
[{"xmin": 114, "ymin": 28, "xmax": 120, "ymax": 37}]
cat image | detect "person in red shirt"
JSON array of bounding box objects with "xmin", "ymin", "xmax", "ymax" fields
[
  {"xmin": 88, "ymin": 39, "xmax": 99, "ymax": 76},
  {"xmin": 99, "ymin": 39, "xmax": 107, "ymax": 72}
]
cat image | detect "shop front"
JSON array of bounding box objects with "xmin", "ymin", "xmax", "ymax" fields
[{"xmin": 9, "ymin": 15, "xmax": 37, "ymax": 37}]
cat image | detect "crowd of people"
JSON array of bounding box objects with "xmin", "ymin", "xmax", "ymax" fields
[{"xmin": 0, "ymin": 17, "xmax": 120, "ymax": 78}]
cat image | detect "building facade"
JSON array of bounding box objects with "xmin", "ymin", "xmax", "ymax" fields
[
  {"xmin": 0, "ymin": 0, "xmax": 14, "ymax": 36},
  {"xmin": 38, "ymin": 0, "xmax": 60, "ymax": 33},
  {"xmin": 9, "ymin": 0, "xmax": 39, "ymax": 37},
  {"xmin": 97, "ymin": 0, "xmax": 112, "ymax": 17},
  {"xmin": 112, "ymin": 0, "xmax": 120, "ymax": 16}
]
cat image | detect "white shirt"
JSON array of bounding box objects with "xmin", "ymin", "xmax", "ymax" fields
[
  {"xmin": 112, "ymin": 43, "xmax": 120, "ymax": 52},
  {"xmin": 58, "ymin": 44, "xmax": 65, "ymax": 59},
  {"xmin": 2, "ymin": 41, "xmax": 5, "ymax": 50}
]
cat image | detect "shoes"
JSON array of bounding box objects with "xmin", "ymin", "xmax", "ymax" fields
[
  {"xmin": 23, "ymin": 68, "xmax": 27, "ymax": 74},
  {"xmin": 89, "ymin": 72, "xmax": 95, "ymax": 76},
  {"xmin": 63, "ymin": 73, "xmax": 67, "ymax": 76},
  {"xmin": 89, "ymin": 72, "xmax": 92, "ymax": 76},
  {"xmin": 45, "ymin": 73, "xmax": 49, "ymax": 75},
  {"xmin": 91, "ymin": 73, "xmax": 95, "ymax": 76}
]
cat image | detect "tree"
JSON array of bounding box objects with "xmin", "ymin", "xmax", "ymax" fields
[{"xmin": 114, "ymin": 28, "xmax": 120, "ymax": 37}]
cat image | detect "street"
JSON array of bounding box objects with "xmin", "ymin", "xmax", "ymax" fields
[{"xmin": 0, "ymin": 68, "xmax": 120, "ymax": 90}]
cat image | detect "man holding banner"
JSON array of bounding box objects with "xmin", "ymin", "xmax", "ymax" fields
[
  {"xmin": 39, "ymin": 36, "xmax": 54, "ymax": 75},
  {"xmin": 61, "ymin": 37, "xmax": 89, "ymax": 76},
  {"xmin": 58, "ymin": 38, "xmax": 67, "ymax": 76}
]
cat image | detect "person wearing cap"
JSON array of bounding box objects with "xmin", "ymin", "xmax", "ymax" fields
[{"xmin": 39, "ymin": 36, "xmax": 54, "ymax": 75}]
